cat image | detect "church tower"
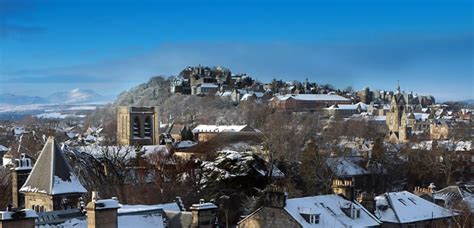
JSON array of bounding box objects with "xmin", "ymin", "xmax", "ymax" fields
[
  {"xmin": 117, "ymin": 106, "xmax": 160, "ymax": 146},
  {"xmin": 387, "ymin": 81, "xmax": 408, "ymax": 142}
]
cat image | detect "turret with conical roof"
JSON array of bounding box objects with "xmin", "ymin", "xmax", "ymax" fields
[{"xmin": 19, "ymin": 137, "xmax": 86, "ymax": 212}]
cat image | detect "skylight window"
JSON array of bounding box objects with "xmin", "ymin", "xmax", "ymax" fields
[{"xmin": 398, "ymin": 199, "xmax": 407, "ymax": 206}]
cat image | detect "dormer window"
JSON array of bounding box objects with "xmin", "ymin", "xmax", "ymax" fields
[
  {"xmin": 310, "ymin": 214, "xmax": 320, "ymax": 224},
  {"xmin": 299, "ymin": 207, "xmax": 320, "ymax": 224},
  {"xmin": 300, "ymin": 213, "xmax": 320, "ymax": 224}
]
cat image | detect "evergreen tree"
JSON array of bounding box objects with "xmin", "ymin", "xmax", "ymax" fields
[
  {"xmin": 372, "ymin": 137, "xmax": 384, "ymax": 162},
  {"xmin": 300, "ymin": 139, "xmax": 319, "ymax": 195}
]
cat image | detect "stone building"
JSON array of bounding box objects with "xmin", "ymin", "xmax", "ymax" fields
[
  {"xmin": 386, "ymin": 84, "xmax": 436, "ymax": 142},
  {"xmin": 386, "ymin": 85, "xmax": 409, "ymax": 142},
  {"xmin": 430, "ymin": 120, "xmax": 452, "ymax": 140},
  {"xmin": 191, "ymin": 124, "xmax": 258, "ymax": 142},
  {"xmin": 19, "ymin": 137, "xmax": 87, "ymax": 212},
  {"xmin": 117, "ymin": 106, "xmax": 160, "ymax": 146},
  {"xmin": 375, "ymin": 191, "xmax": 457, "ymax": 227},
  {"xmin": 269, "ymin": 94, "xmax": 352, "ymax": 112},
  {"xmin": 324, "ymin": 102, "xmax": 368, "ymax": 119},
  {"xmin": 357, "ymin": 87, "xmax": 373, "ymax": 104},
  {"xmin": 238, "ymin": 186, "xmax": 381, "ymax": 227}
]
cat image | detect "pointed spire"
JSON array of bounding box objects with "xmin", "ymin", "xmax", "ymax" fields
[
  {"xmin": 397, "ymin": 80, "xmax": 401, "ymax": 94},
  {"xmin": 19, "ymin": 137, "xmax": 86, "ymax": 195}
]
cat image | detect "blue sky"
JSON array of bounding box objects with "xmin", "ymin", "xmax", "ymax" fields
[{"xmin": 0, "ymin": 0, "xmax": 473, "ymax": 101}]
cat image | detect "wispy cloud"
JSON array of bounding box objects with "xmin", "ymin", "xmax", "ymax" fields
[
  {"xmin": 1, "ymin": 32, "xmax": 472, "ymax": 101},
  {"xmin": 0, "ymin": 24, "xmax": 45, "ymax": 38}
]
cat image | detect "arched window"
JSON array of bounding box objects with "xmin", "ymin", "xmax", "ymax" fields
[
  {"xmin": 144, "ymin": 116, "xmax": 152, "ymax": 138},
  {"xmin": 133, "ymin": 117, "xmax": 140, "ymax": 138}
]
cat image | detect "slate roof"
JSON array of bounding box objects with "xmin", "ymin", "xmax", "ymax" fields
[
  {"xmin": 326, "ymin": 157, "xmax": 369, "ymax": 178},
  {"xmin": 284, "ymin": 194, "xmax": 381, "ymax": 227},
  {"xmin": 375, "ymin": 191, "xmax": 457, "ymax": 224},
  {"xmin": 20, "ymin": 137, "xmax": 87, "ymax": 195}
]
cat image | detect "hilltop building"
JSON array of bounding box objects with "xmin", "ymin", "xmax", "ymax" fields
[{"xmin": 269, "ymin": 94, "xmax": 352, "ymax": 112}]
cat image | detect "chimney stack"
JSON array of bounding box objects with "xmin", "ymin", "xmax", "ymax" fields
[
  {"xmin": 262, "ymin": 185, "xmax": 287, "ymax": 208},
  {"xmin": 11, "ymin": 153, "xmax": 32, "ymax": 208},
  {"xmin": 189, "ymin": 200, "xmax": 217, "ymax": 228},
  {"xmin": 86, "ymin": 193, "xmax": 120, "ymax": 228}
]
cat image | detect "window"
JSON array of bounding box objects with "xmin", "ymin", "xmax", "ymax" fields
[
  {"xmin": 144, "ymin": 116, "xmax": 152, "ymax": 138},
  {"xmin": 301, "ymin": 212, "xmax": 320, "ymax": 224},
  {"xmin": 408, "ymin": 198, "xmax": 417, "ymax": 205},
  {"xmin": 133, "ymin": 117, "xmax": 140, "ymax": 137},
  {"xmin": 398, "ymin": 199, "xmax": 407, "ymax": 206},
  {"xmin": 310, "ymin": 214, "xmax": 320, "ymax": 224}
]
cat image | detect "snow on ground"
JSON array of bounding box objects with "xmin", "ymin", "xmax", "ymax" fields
[
  {"xmin": 411, "ymin": 140, "xmax": 471, "ymax": 151},
  {"xmin": 35, "ymin": 112, "xmax": 87, "ymax": 119},
  {"xmin": 66, "ymin": 106, "xmax": 97, "ymax": 111},
  {"xmin": 76, "ymin": 145, "xmax": 169, "ymax": 159}
]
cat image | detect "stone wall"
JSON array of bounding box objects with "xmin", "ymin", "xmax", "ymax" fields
[{"xmin": 238, "ymin": 207, "xmax": 301, "ymax": 228}]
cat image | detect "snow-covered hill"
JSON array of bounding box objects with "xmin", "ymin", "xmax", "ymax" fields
[
  {"xmin": 0, "ymin": 88, "xmax": 111, "ymax": 105},
  {"xmin": 47, "ymin": 88, "xmax": 105, "ymax": 104}
]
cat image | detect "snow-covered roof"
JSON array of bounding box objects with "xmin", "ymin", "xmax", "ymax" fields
[
  {"xmin": 411, "ymin": 140, "xmax": 472, "ymax": 152},
  {"xmin": 94, "ymin": 199, "xmax": 120, "ymax": 210},
  {"xmin": 434, "ymin": 185, "xmax": 474, "ymax": 212},
  {"xmin": 20, "ymin": 137, "xmax": 87, "ymax": 195},
  {"xmin": 192, "ymin": 124, "xmax": 255, "ymax": 133},
  {"xmin": 0, "ymin": 145, "xmax": 8, "ymax": 152},
  {"xmin": 413, "ymin": 113, "xmax": 431, "ymax": 121},
  {"xmin": 284, "ymin": 194, "xmax": 381, "ymax": 227},
  {"xmin": 119, "ymin": 202, "xmax": 181, "ymax": 213},
  {"xmin": 375, "ymin": 191, "xmax": 456, "ymax": 224},
  {"xmin": 38, "ymin": 208, "xmax": 165, "ymax": 228},
  {"xmin": 325, "ymin": 102, "xmax": 368, "ymax": 111},
  {"xmin": 273, "ymin": 94, "xmax": 350, "ymax": 102},
  {"xmin": 175, "ymin": 140, "xmax": 198, "ymax": 149},
  {"xmin": 190, "ymin": 202, "xmax": 218, "ymax": 210},
  {"xmin": 326, "ymin": 157, "xmax": 368, "ymax": 177},
  {"xmin": 199, "ymin": 83, "xmax": 218, "ymax": 88},
  {"xmin": 0, "ymin": 209, "xmax": 37, "ymax": 220},
  {"xmin": 219, "ymin": 91, "xmax": 232, "ymax": 97}
]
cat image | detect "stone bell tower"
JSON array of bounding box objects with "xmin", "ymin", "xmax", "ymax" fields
[{"xmin": 117, "ymin": 106, "xmax": 160, "ymax": 146}]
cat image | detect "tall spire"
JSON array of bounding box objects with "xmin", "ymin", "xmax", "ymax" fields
[
  {"xmin": 19, "ymin": 137, "xmax": 86, "ymax": 195},
  {"xmin": 397, "ymin": 80, "xmax": 401, "ymax": 94}
]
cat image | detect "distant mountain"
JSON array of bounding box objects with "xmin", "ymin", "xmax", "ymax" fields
[
  {"xmin": 462, "ymin": 99, "xmax": 474, "ymax": 105},
  {"xmin": 0, "ymin": 89, "xmax": 110, "ymax": 105},
  {"xmin": 0, "ymin": 93, "xmax": 48, "ymax": 105},
  {"xmin": 47, "ymin": 88, "xmax": 105, "ymax": 104}
]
